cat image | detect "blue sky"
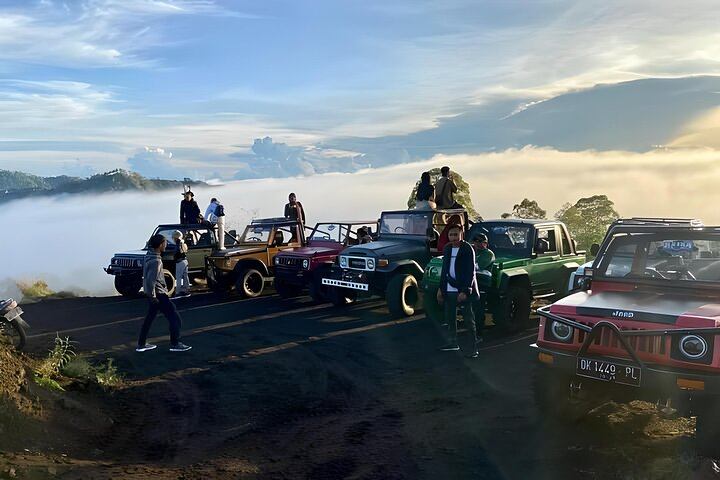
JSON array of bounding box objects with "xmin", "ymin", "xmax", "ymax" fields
[{"xmin": 1, "ymin": 0, "xmax": 720, "ymax": 180}]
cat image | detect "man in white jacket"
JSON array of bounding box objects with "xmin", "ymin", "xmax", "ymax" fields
[{"xmin": 204, "ymin": 198, "xmax": 226, "ymax": 250}]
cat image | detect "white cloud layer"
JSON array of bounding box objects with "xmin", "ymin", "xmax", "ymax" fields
[{"xmin": 2, "ymin": 145, "xmax": 720, "ymax": 298}]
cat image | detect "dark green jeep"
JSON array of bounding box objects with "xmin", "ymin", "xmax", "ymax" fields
[
  {"xmin": 321, "ymin": 208, "xmax": 469, "ymax": 318},
  {"xmin": 422, "ymin": 219, "xmax": 586, "ymax": 330}
]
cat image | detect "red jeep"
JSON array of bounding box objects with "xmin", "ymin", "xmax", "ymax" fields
[
  {"xmin": 532, "ymin": 218, "xmax": 720, "ymax": 456},
  {"xmin": 273, "ymin": 221, "xmax": 377, "ymax": 301}
]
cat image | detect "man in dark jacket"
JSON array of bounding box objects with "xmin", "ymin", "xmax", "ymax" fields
[
  {"xmin": 136, "ymin": 234, "xmax": 192, "ymax": 352},
  {"xmin": 180, "ymin": 190, "xmax": 201, "ymax": 224},
  {"xmin": 436, "ymin": 224, "xmax": 480, "ymax": 357}
]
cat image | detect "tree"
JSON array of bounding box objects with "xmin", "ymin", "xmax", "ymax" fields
[
  {"xmin": 556, "ymin": 195, "xmax": 619, "ymax": 251},
  {"xmin": 502, "ymin": 198, "xmax": 546, "ymax": 219},
  {"xmin": 407, "ymin": 168, "xmax": 480, "ymax": 220}
]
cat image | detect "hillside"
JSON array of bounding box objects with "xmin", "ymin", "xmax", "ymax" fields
[{"xmin": 0, "ymin": 169, "xmax": 207, "ymax": 203}]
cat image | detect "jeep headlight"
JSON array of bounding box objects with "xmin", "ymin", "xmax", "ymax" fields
[
  {"xmin": 133, "ymin": 259, "xmax": 142, "ymax": 267},
  {"xmin": 679, "ymin": 335, "xmax": 708, "ymax": 359},
  {"xmin": 377, "ymin": 258, "xmax": 389, "ymax": 268},
  {"xmin": 111, "ymin": 258, "xmax": 117, "ymax": 265},
  {"xmin": 274, "ymin": 257, "xmax": 280, "ymax": 265},
  {"xmin": 366, "ymin": 258, "xmax": 375, "ymax": 270},
  {"xmin": 340, "ymin": 256, "xmax": 348, "ymax": 268},
  {"xmin": 303, "ymin": 259, "xmax": 309, "ymax": 269},
  {"xmin": 550, "ymin": 321, "xmax": 573, "ymax": 342}
]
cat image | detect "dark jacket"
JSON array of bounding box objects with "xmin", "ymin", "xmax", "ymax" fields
[
  {"xmin": 284, "ymin": 201, "xmax": 306, "ymax": 224},
  {"xmin": 180, "ymin": 199, "xmax": 201, "ymax": 224},
  {"xmin": 439, "ymin": 240, "xmax": 479, "ymax": 297}
]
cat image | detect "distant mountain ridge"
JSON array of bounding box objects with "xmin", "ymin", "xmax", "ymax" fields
[{"xmin": 0, "ymin": 169, "xmax": 206, "ymax": 203}]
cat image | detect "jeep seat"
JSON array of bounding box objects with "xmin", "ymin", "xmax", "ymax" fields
[{"xmin": 274, "ymin": 231, "xmax": 285, "ymax": 246}]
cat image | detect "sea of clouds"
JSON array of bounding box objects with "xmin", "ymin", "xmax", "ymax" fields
[{"xmin": 2, "ymin": 146, "xmax": 720, "ymax": 298}]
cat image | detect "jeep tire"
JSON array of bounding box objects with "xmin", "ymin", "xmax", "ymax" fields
[
  {"xmin": 328, "ymin": 286, "xmax": 357, "ymax": 306},
  {"xmin": 114, "ymin": 275, "xmax": 142, "ymax": 297},
  {"xmin": 162, "ymin": 269, "xmax": 176, "ymax": 297},
  {"xmin": 308, "ymin": 273, "xmax": 327, "ymax": 303},
  {"xmin": 498, "ymin": 284, "xmax": 531, "ymax": 332},
  {"xmin": 694, "ymin": 397, "xmax": 720, "ymax": 457},
  {"xmin": 386, "ymin": 274, "xmax": 419, "ymax": 318},
  {"xmin": 236, "ymin": 268, "xmax": 264, "ymax": 298},
  {"xmin": 275, "ymin": 278, "xmax": 302, "ymax": 298}
]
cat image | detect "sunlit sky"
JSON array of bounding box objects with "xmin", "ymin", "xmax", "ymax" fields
[{"xmin": 1, "ymin": 0, "xmax": 720, "ymax": 180}]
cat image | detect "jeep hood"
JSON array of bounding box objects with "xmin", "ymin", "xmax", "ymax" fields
[
  {"xmin": 341, "ymin": 240, "xmax": 424, "ymax": 258},
  {"xmin": 552, "ymin": 290, "xmax": 720, "ymax": 327},
  {"xmin": 212, "ymin": 246, "xmax": 266, "ymax": 257},
  {"xmin": 113, "ymin": 249, "xmax": 147, "ymax": 257},
  {"xmin": 278, "ymin": 245, "xmax": 338, "ymax": 257}
]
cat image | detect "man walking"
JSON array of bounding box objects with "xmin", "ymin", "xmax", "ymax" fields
[
  {"xmin": 434, "ymin": 166, "xmax": 458, "ymax": 209},
  {"xmin": 137, "ymin": 234, "xmax": 192, "ymax": 352},
  {"xmin": 436, "ymin": 224, "xmax": 480, "ymax": 358}
]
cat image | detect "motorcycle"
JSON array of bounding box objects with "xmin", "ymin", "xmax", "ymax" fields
[{"xmin": 0, "ymin": 298, "xmax": 29, "ymax": 350}]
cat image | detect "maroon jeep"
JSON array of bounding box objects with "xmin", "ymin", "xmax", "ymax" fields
[
  {"xmin": 532, "ymin": 218, "xmax": 720, "ymax": 456},
  {"xmin": 273, "ymin": 221, "xmax": 378, "ymax": 301}
]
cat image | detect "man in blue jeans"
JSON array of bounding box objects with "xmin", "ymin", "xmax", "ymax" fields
[
  {"xmin": 436, "ymin": 224, "xmax": 480, "ymax": 358},
  {"xmin": 137, "ymin": 234, "xmax": 192, "ymax": 352}
]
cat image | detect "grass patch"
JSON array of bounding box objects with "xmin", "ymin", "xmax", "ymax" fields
[
  {"xmin": 16, "ymin": 280, "xmax": 79, "ymax": 303},
  {"xmin": 34, "ymin": 335, "xmax": 76, "ymax": 391}
]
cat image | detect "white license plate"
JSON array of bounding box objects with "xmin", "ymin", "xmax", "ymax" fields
[
  {"xmin": 4, "ymin": 307, "xmax": 23, "ymax": 322},
  {"xmin": 576, "ymin": 357, "xmax": 641, "ymax": 387},
  {"xmin": 321, "ymin": 278, "xmax": 369, "ymax": 291}
]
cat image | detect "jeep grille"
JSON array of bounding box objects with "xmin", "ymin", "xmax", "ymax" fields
[
  {"xmin": 277, "ymin": 257, "xmax": 301, "ymax": 267},
  {"xmin": 349, "ymin": 258, "xmax": 367, "ymax": 269},
  {"xmin": 577, "ymin": 322, "xmax": 666, "ymax": 355},
  {"xmin": 114, "ymin": 257, "xmax": 141, "ymax": 268}
]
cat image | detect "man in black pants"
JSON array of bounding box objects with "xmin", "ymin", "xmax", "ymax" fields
[
  {"xmin": 436, "ymin": 224, "xmax": 480, "ymax": 358},
  {"xmin": 137, "ymin": 234, "xmax": 192, "ymax": 352}
]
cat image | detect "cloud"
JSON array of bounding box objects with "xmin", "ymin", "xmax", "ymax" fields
[
  {"xmin": 3, "ymin": 145, "xmax": 720, "ymax": 298},
  {"xmin": 127, "ymin": 146, "xmax": 183, "ymax": 179}
]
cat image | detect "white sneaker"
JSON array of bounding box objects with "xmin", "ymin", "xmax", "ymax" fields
[
  {"xmin": 136, "ymin": 344, "xmax": 157, "ymax": 352},
  {"xmin": 169, "ymin": 342, "xmax": 192, "ymax": 352}
]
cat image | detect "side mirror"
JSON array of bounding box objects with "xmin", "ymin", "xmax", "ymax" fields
[{"xmin": 590, "ymin": 244, "xmax": 600, "ymax": 256}]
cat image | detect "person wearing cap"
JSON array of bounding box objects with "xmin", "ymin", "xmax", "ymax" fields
[
  {"xmin": 472, "ymin": 232, "xmax": 495, "ymax": 341},
  {"xmin": 436, "ymin": 224, "xmax": 480, "ymax": 358},
  {"xmin": 172, "ymin": 230, "xmax": 190, "ymax": 297},
  {"xmin": 205, "ymin": 197, "xmax": 227, "ymax": 249},
  {"xmin": 137, "ymin": 234, "xmax": 192, "ymax": 352},
  {"xmin": 180, "ymin": 189, "xmax": 201, "ymax": 225}
]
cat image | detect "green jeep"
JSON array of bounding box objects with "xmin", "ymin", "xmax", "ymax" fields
[{"xmin": 422, "ymin": 219, "xmax": 586, "ymax": 330}]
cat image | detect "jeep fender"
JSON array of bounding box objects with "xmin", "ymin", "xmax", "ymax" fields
[
  {"xmin": 499, "ymin": 269, "xmax": 531, "ymax": 295},
  {"xmin": 232, "ymin": 259, "xmax": 270, "ymax": 278},
  {"xmin": 380, "ymin": 260, "xmax": 424, "ymax": 278}
]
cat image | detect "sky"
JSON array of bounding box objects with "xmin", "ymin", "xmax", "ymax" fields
[{"xmin": 1, "ymin": 0, "xmax": 720, "ymax": 180}]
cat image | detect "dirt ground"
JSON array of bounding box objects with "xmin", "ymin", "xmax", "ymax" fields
[{"xmin": 0, "ymin": 295, "xmax": 719, "ymax": 479}]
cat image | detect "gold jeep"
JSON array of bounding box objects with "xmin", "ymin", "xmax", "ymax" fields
[{"xmin": 206, "ymin": 217, "xmax": 306, "ymax": 297}]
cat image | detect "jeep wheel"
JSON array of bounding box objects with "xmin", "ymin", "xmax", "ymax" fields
[
  {"xmin": 328, "ymin": 286, "xmax": 357, "ymax": 307},
  {"xmin": 308, "ymin": 274, "xmax": 328, "ymax": 303},
  {"xmin": 114, "ymin": 276, "xmax": 142, "ymax": 297},
  {"xmin": 275, "ymin": 278, "xmax": 302, "ymax": 298},
  {"xmin": 423, "ymin": 289, "xmax": 445, "ymax": 325},
  {"xmin": 236, "ymin": 268, "xmax": 265, "ymax": 298},
  {"xmin": 163, "ymin": 269, "xmax": 176, "ymax": 297},
  {"xmin": 498, "ymin": 285, "xmax": 531, "ymax": 332},
  {"xmin": 694, "ymin": 397, "xmax": 720, "ymax": 457},
  {"xmin": 386, "ymin": 274, "xmax": 419, "ymax": 318}
]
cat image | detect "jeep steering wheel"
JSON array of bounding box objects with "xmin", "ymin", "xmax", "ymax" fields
[
  {"xmin": 247, "ymin": 236, "xmax": 262, "ymax": 241},
  {"xmin": 394, "ymin": 226, "xmax": 408, "ymax": 233},
  {"xmin": 643, "ymin": 268, "xmax": 666, "ymax": 279}
]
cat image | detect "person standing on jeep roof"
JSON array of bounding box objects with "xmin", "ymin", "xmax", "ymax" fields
[
  {"xmin": 137, "ymin": 234, "xmax": 192, "ymax": 353},
  {"xmin": 172, "ymin": 230, "xmax": 190, "ymax": 298},
  {"xmin": 205, "ymin": 197, "xmax": 227, "ymax": 249},
  {"xmin": 472, "ymin": 232, "xmax": 495, "ymax": 341},
  {"xmin": 434, "ymin": 166, "xmax": 458, "ymax": 209},
  {"xmin": 437, "ymin": 224, "xmax": 480, "ymax": 358},
  {"xmin": 415, "ymin": 171, "xmax": 436, "ymax": 210},
  {"xmin": 180, "ymin": 190, "xmax": 201, "ymax": 224},
  {"xmin": 284, "ymin": 192, "xmax": 306, "ymax": 241}
]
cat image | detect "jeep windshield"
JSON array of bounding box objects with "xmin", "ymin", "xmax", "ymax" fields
[
  {"xmin": 379, "ymin": 212, "xmax": 431, "ymax": 237},
  {"xmin": 595, "ymin": 229, "xmax": 720, "ymax": 284},
  {"xmin": 152, "ymin": 226, "xmax": 215, "ymax": 250},
  {"xmin": 483, "ymin": 223, "xmax": 532, "ymax": 258},
  {"xmin": 309, "ymin": 223, "xmax": 348, "ymax": 243},
  {"xmin": 238, "ymin": 223, "xmax": 297, "ymax": 244}
]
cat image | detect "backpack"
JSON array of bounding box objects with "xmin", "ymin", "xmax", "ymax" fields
[{"xmin": 215, "ymin": 204, "xmax": 225, "ymax": 216}]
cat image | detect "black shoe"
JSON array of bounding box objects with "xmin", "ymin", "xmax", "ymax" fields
[
  {"xmin": 467, "ymin": 350, "xmax": 479, "ymax": 359},
  {"xmin": 439, "ymin": 343, "xmax": 460, "ymax": 352}
]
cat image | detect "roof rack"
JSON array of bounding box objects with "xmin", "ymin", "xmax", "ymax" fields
[{"xmin": 612, "ymin": 217, "xmax": 704, "ymax": 227}]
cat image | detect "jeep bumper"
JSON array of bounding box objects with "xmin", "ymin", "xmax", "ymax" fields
[{"xmin": 532, "ymin": 343, "xmax": 720, "ymax": 395}]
